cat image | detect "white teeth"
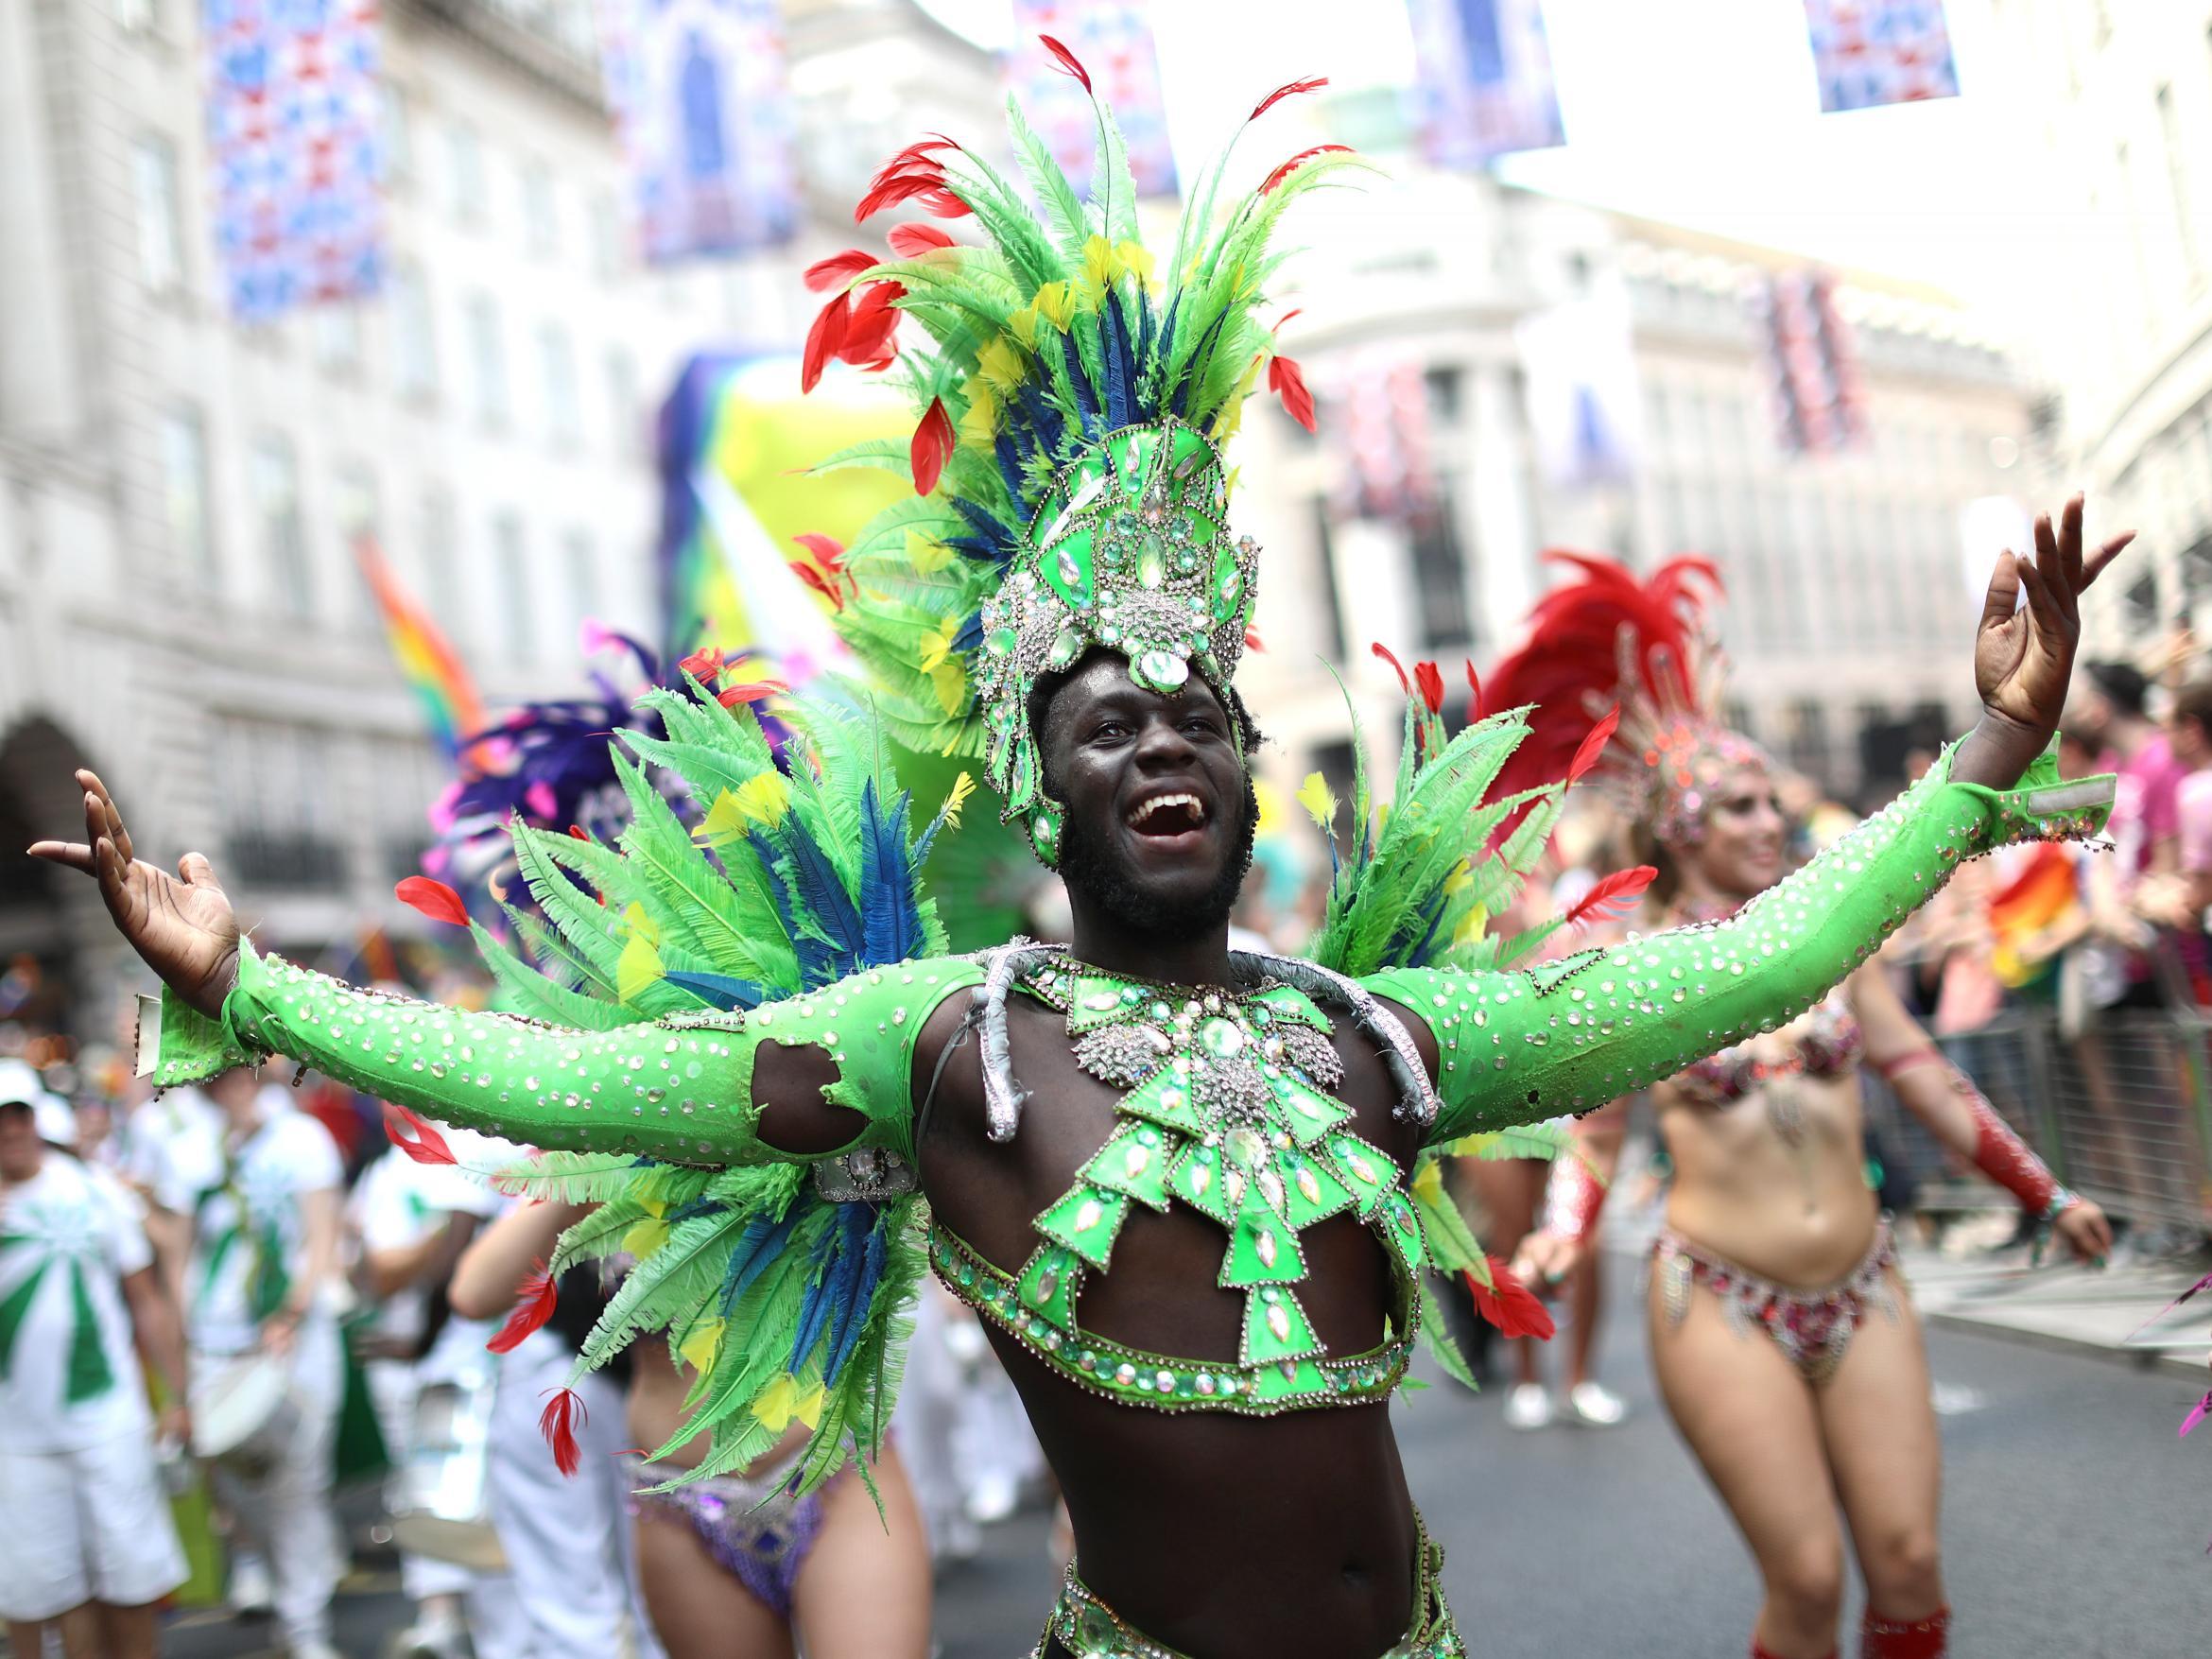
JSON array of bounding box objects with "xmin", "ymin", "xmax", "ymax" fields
[{"xmin": 1129, "ymin": 790, "xmax": 1205, "ymax": 827}]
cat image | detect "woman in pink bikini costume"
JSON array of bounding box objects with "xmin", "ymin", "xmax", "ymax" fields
[{"xmin": 1502, "ymin": 547, "xmax": 2113, "ymax": 1659}]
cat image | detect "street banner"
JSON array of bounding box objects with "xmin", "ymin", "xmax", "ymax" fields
[
  {"xmin": 1759, "ymin": 269, "xmax": 1869, "ymax": 455},
  {"xmin": 1517, "ymin": 284, "xmax": 1642, "ymax": 487},
  {"xmin": 1802, "ymin": 0, "xmax": 1961, "ymax": 113},
  {"xmin": 1408, "ymin": 0, "xmax": 1566, "ymax": 168},
  {"xmin": 203, "ymin": 0, "xmax": 385, "ymax": 320},
  {"xmin": 1322, "ymin": 354, "xmax": 1438, "ymax": 523},
  {"xmin": 596, "ymin": 0, "xmax": 799, "ymax": 263},
  {"xmin": 1007, "ymin": 1, "xmax": 1179, "ymax": 199}
]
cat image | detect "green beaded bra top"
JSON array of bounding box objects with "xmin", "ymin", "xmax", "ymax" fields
[{"xmin": 927, "ymin": 959, "xmax": 1426, "ymax": 1413}]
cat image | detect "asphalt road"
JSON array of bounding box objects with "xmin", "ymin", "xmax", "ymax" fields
[{"xmin": 146, "ymin": 1248, "xmax": 2212, "ymax": 1659}]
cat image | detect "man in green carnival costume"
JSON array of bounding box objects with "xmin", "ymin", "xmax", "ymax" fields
[{"xmin": 36, "ymin": 57, "xmax": 2132, "ymax": 1659}]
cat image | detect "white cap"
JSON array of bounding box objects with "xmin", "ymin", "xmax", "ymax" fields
[{"xmin": 0, "ymin": 1058, "xmax": 75, "ymax": 1149}]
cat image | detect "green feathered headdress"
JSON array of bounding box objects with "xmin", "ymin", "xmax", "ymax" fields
[{"xmin": 800, "ymin": 50, "xmax": 1369, "ymax": 862}]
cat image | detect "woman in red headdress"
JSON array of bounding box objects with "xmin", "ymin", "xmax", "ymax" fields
[{"xmin": 1491, "ymin": 542, "xmax": 2112, "ymax": 1659}]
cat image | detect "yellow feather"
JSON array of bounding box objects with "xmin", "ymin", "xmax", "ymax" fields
[
  {"xmin": 751, "ymin": 1374, "xmax": 798, "ymax": 1431},
  {"xmin": 616, "ymin": 933, "xmax": 665, "ymax": 1004},
  {"xmin": 959, "ymin": 381, "xmax": 999, "ymax": 452},
  {"xmin": 695, "ymin": 789, "xmax": 750, "ymax": 849},
  {"xmin": 918, "ymin": 630, "xmax": 951, "ymax": 674},
  {"xmin": 621, "ymin": 902, "xmax": 661, "ymax": 946},
  {"xmin": 1032, "ymin": 282, "xmax": 1074, "ymax": 330},
  {"xmin": 1006, "ymin": 306, "xmax": 1041, "ymax": 349},
  {"xmin": 928, "ymin": 659, "xmax": 967, "ymax": 716},
  {"xmin": 794, "ymin": 1382, "xmax": 826, "ymax": 1430},
  {"xmin": 976, "ymin": 337, "xmax": 1027, "ymax": 394},
  {"xmin": 622, "ymin": 1216, "xmax": 669, "ymax": 1258},
  {"xmin": 1296, "ymin": 771, "xmax": 1339, "ymax": 831},
  {"xmin": 733, "ymin": 771, "xmax": 790, "ymax": 827},
  {"xmin": 1411, "ymin": 1159, "xmax": 1444, "ymax": 1204},
  {"xmin": 679, "ymin": 1319, "xmax": 724, "ymax": 1374},
  {"xmin": 942, "ymin": 770, "xmax": 976, "ymax": 828},
  {"xmin": 905, "ymin": 527, "xmax": 952, "ymax": 574}
]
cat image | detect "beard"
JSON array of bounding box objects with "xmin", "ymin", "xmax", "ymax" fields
[{"xmin": 1055, "ymin": 772, "xmax": 1260, "ymax": 944}]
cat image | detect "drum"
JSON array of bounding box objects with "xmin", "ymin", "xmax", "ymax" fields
[
  {"xmin": 385, "ymin": 1359, "xmax": 508, "ymax": 1571},
  {"xmin": 189, "ymin": 1353, "xmax": 302, "ymax": 1479}
]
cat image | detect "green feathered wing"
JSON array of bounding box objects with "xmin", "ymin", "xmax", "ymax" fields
[
  {"xmin": 477, "ymin": 680, "xmax": 967, "ymax": 1498},
  {"xmin": 1298, "ymin": 677, "xmax": 1597, "ymax": 1383}
]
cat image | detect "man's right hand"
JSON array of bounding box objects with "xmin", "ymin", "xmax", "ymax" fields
[
  {"xmin": 1509, "ymin": 1230, "xmax": 1581, "ymax": 1293},
  {"xmin": 28, "ymin": 769, "xmax": 241, "ymax": 1019}
]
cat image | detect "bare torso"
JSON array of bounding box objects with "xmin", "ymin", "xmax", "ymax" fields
[{"xmin": 911, "ymin": 985, "xmax": 1433, "ymax": 1659}]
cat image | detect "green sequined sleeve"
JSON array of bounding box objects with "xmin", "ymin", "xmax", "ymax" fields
[
  {"xmin": 1363, "ymin": 742, "xmax": 2113, "ymax": 1145},
  {"xmin": 136, "ymin": 940, "xmax": 985, "ymax": 1165}
]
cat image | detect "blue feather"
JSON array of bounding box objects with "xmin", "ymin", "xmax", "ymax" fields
[
  {"xmin": 717, "ymin": 1207, "xmax": 802, "ymax": 1317},
  {"xmin": 664, "ymin": 1195, "xmax": 727, "ymax": 1225},
  {"xmin": 786, "ymin": 1217, "xmax": 849, "ymax": 1370},
  {"xmin": 858, "ymin": 781, "xmax": 923, "ymax": 966},
  {"xmin": 1101, "ymin": 292, "xmax": 1133, "ymax": 429},
  {"xmin": 662, "ymin": 971, "xmax": 765, "ymax": 1011},
  {"xmin": 1168, "ymin": 311, "xmax": 1233, "ymax": 419},
  {"xmin": 823, "ymin": 1212, "xmax": 890, "ymax": 1385},
  {"xmin": 951, "ymin": 497, "xmax": 1017, "ymax": 566},
  {"xmin": 1061, "ymin": 331, "xmax": 1101, "ymax": 440},
  {"xmin": 994, "ymin": 431, "xmax": 1029, "ymax": 511},
  {"xmin": 781, "ymin": 822, "xmax": 863, "ymax": 986},
  {"xmin": 951, "ymin": 612, "xmax": 985, "ymax": 654},
  {"xmin": 1151, "ymin": 290, "xmax": 1182, "ymax": 400}
]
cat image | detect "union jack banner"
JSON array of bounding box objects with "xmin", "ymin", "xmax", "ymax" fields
[
  {"xmin": 204, "ymin": 0, "xmax": 384, "ymax": 321},
  {"xmin": 1408, "ymin": 0, "xmax": 1565, "ymax": 169},
  {"xmin": 1008, "ymin": 2, "xmax": 1178, "ymax": 200},
  {"xmin": 1759, "ymin": 269, "xmax": 1868, "ymax": 455},
  {"xmin": 1802, "ymin": 0, "xmax": 1960, "ymax": 113},
  {"xmin": 596, "ymin": 0, "xmax": 799, "ymax": 264}
]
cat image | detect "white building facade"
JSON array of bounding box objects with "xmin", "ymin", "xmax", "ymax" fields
[
  {"xmin": 1983, "ymin": 0, "xmax": 2212, "ymax": 661},
  {"xmin": 0, "ymin": 0, "xmax": 991, "ymax": 1025},
  {"xmin": 1233, "ymin": 167, "xmax": 2036, "ymax": 812}
]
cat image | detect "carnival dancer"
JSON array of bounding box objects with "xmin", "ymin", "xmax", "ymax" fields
[
  {"xmin": 173, "ymin": 1064, "xmax": 347, "ymax": 1659},
  {"xmin": 1503, "ymin": 551, "xmax": 2116, "ymax": 1659},
  {"xmin": 38, "ymin": 59, "xmax": 2130, "ymax": 1658},
  {"xmin": 0, "ymin": 1058, "xmax": 191, "ymax": 1659}
]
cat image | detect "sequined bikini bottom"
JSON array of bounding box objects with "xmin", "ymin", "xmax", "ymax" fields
[
  {"xmin": 1654, "ymin": 1219, "xmax": 1901, "ymax": 1384},
  {"xmin": 625, "ymin": 1449, "xmax": 825, "ymax": 1620},
  {"xmin": 1029, "ymin": 1508, "xmax": 1460, "ymax": 1659}
]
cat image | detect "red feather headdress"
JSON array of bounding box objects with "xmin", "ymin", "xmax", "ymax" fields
[{"xmin": 1478, "ymin": 551, "xmax": 1765, "ymax": 846}]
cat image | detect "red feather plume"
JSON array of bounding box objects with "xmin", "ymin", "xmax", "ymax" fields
[
  {"xmin": 1414, "ymin": 661, "xmax": 1444, "ymax": 716},
  {"xmin": 887, "ymin": 221, "xmax": 954, "ymax": 257},
  {"xmin": 383, "ymin": 1102, "xmax": 457, "ymax": 1167},
  {"xmin": 1268, "ymin": 354, "xmax": 1317, "ymax": 432},
  {"xmin": 910, "ymin": 396, "xmax": 954, "ymax": 496},
  {"xmin": 1566, "ymin": 866, "xmax": 1658, "ymax": 932},
  {"xmin": 803, "ymin": 248, "xmax": 874, "ymax": 293},
  {"xmin": 1371, "ymin": 640, "xmax": 1410, "ymax": 694},
  {"xmin": 1466, "ymin": 1259, "xmax": 1555, "ymax": 1340},
  {"xmin": 837, "ymin": 282, "xmax": 905, "ymax": 370},
  {"xmin": 791, "ymin": 561, "xmax": 846, "ymax": 612},
  {"xmin": 395, "ymin": 874, "xmax": 469, "ymax": 927},
  {"xmin": 1261, "ymin": 144, "xmax": 1353, "ymax": 195},
  {"xmin": 1567, "ymin": 705, "xmax": 1621, "ymax": 785},
  {"xmin": 1251, "ymin": 76, "xmax": 1328, "ymax": 121},
  {"xmin": 1038, "ymin": 34, "xmax": 1092, "ymax": 93},
  {"xmin": 791, "ymin": 532, "xmax": 846, "ymax": 575},
  {"xmin": 487, "ymin": 1259, "xmax": 559, "ymax": 1355},
  {"xmin": 1465, "ymin": 660, "xmax": 1481, "ymax": 708},
  {"xmin": 717, "ymin": 680, "xmax": 788, "ymax": 709},
  {"xmin": 1244, "ymin": 625, "xmax": 1267, "ymax": 653},
  {"xmin": 801, "ymin": 291, "xmax": 850, "ymax": 393},
  {"xmin": 538, "ymin": 1387, "xmax": 586, "ymax": 1477}
]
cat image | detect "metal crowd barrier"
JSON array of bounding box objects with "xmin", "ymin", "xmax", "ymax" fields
[{"xmin": 1864, "ymin": 1009, "xmax": 2212, "ymax": 1236}]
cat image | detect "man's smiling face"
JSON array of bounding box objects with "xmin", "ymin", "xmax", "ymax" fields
[{"xmin": 1038, "ymin": 652, "xmax": 1256, "ymax": 941}]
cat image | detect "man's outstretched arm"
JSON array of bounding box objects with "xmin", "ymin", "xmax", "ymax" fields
[
  {"xmin": 32, "ymin": 771, "xmax": 978, "ymax": 1165},
  {"xmin": 1369, "ymin": 495, "xmax": 2132, "ymax": 1142}
]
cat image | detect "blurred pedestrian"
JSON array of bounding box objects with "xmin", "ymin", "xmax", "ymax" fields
[
  {"xmin": 180, "ymin": 1065, "xmax": 346, "ymax": 1659},
  {"xmin": 0, "ymin": 1059, "xmax": 191, "ymax": 1659}
]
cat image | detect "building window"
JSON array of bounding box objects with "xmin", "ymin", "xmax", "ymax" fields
[
  {"xmin": 493, "ymin": 513, "xmax": 532, "ymax": 664},
  {"xmin": 158, "ymin": 406, "xmax": 215, "ymax": 582},
  {"xmin": 389, "ymin": 264, "xmax": 437, "ymax": 398},
  {"xmin": 589, "ymin": 190, "xmax": 624, "ymax": 283},
  {"xmin": 522, "ymin": 159, "xmax": 559, "ymax": 258},
  {"xmin": 2156, "ymin": 85, "xmax": 2201, "ymax": 277},
  {"xmin": 382, "ymin": 86, "xmax": 413, "ymax": 190},
  {"xmin": 466, "ymin": 293, "xmax": 510, "ymax": 429},
  {"xmin": 420, "ymin": 487, "xmax": 466, "ymax": 644},
  {"xmin": 251, "ymin": 437, "xmax": 311, "ymax": 619},
  {"xmin": 538, "ymin": 322, "xmax": 580, "ymax": 447},
  {"xmin": 605, "ymin": 345, "xmax": 644, "ymax": 459},
  {"xmin": 1408, "ymin": 482, "xmax": 1473, "ymax": 651},
  {"xmin": 563, "ymin": 528, "xmax": 598, "ymax": 646},
  {"xmin": 334, "ymin": 463, "xmax": 381, "ymax": 633},
  {"xmin": 314, "ymin": 302, "xmax": 363, "ymax": 372},
  {"xmin": 1423, "ymin": 366, "xmax": 1463, "ymax": 423},
  {"xmin": 131, "ymin": 135, "xmax": 184, "ymax": 294},
  {"xmin": 446, "ymin": 120, "xmax": 487, "ymax": 227}
]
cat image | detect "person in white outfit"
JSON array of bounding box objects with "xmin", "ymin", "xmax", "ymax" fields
[
  {"xmin": 0, "ymin": 1059, "xmax": 191, "ymax": 1659},
  {"xmin": 351, "ymin": 1139, "xmax": 506, "ymax": 1659},
  {"xmin": 177, "ymin": 1065, "xmax": 346, "ymax": 1659}
]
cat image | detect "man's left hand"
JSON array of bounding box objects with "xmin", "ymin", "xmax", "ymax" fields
[
  {"xmin": 2052, "ymin": 1197, "xmax": 2114, "ymax": 1266},
  {"xmin": 1955, "ymin": 495, "xmax": 2133, "ymax": 788}
]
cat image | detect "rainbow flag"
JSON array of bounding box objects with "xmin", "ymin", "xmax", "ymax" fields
[
  {"xmin": 354, "ymin": 535, "xmax": 487, "ymax": 759},
  {"xmin": 1988, "ymin": 841, "xmax": 2079, "ymax": 990}
]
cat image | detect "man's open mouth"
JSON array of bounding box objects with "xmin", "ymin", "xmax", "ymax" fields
[{"xmin": 1125, "ymin": 789, "xmax": 1210, "ymax": 838}]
